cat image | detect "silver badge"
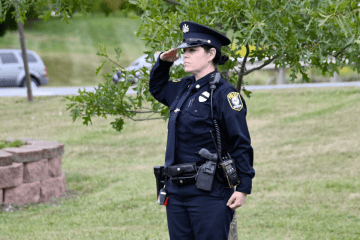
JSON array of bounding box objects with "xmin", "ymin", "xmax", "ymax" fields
[
  {"xmin": 182, "ymin": 24, "xmax": 189, "ymax": 33},
  {"xmin": 199, "ymin": 91, "xmax": 210, "ymax": 102}
]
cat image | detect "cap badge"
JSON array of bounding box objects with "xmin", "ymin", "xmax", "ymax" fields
[
  {"xmin": 199, "ymin": 91, "xmax": 210, "ymax": 102},
  {"xmin": 182, "ymin": 24, "xmax": 189, "ymax": 33}
]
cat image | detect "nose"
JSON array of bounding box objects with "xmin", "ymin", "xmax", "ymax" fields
[{"xmin": 183, "ymin": 51, "xmax": 189, "ymax": 58}]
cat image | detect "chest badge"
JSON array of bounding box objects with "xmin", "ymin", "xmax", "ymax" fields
[
  {"xmin": 227, "ymin": 92, "xmax": 243, "ymax": 111},
  {"xmin": 199, "ymin": 91, "xmax": 210, "ymax": 102}
]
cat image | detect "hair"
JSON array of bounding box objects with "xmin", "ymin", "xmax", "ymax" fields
[{"xmin": 201, "ymin": 45, "xmax": 229, "ymax": 65}]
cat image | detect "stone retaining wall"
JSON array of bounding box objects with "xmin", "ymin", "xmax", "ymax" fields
[{"xmin": 0, "ymin": 138, "xmax": 66, "ymax": 207}]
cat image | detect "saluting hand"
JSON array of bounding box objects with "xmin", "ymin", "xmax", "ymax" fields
[
  {"xmin": 227, "ymin": 191, "xmax": 247, "ymax": 210},
  {"xmin": 160, "ymin": 48, "xmax": 180, "ymax": 62}
]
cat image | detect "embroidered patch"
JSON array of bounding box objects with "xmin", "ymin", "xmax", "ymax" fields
[
  {"xmin": 172, "ymin": 79, "xmax": 181, "ymax": 83},
  {"xmin": 227, "ymin": 92, "xmax": 243, "ymax": 111},
  {"xmin": 199, "ymin": 91, "xmax": 210, "ymax": 102},
  {"xmin": 182, "ymin": 24, "xmax": 189, "ymax": 33}
]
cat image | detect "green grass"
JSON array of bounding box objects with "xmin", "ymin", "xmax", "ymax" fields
[
  {"xmin": 0, "ymin": 139, "xmax": 27, "ymax": 149},
  {"xmin": 0, "ymin": 87, "xmax": 359, "ymax": 239},
  {"xmin": 0, "ymin": 15, "xmax": 147, "ymax": 87}
]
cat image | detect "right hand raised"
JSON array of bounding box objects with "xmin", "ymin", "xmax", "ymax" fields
[{"xmin": 160, "ymin": 48, "xmax": 180, "ymax": 62}]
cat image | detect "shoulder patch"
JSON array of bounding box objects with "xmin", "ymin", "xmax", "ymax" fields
[
  {"xmin": 171, "ymin": 79, "xmax": 181, "ymax": 83},
  {"xmin": 227, "ymin": 92, "xmax": 243, "ymax": 111}
]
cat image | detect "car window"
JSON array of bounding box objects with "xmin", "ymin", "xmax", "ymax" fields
[
  {"xmin": 21, "ymin": 53, "xmax": 38, "ymax": 63},
  {"xmin": 0, "ymin": 53, "xmax": 19, "ymax": 64}
]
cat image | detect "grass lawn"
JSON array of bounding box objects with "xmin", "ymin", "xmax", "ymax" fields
[
  {"xmin": 0, "ymin": 87, "xmax": 360, "ymax": 239},
  {"xmin": 0, "ymin": 15, "xmax": 147, "ymax": 87}
]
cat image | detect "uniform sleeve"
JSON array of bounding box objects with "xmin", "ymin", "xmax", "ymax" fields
[
  {"xmin": 216, "ymin": 86, "xmax": 255, "ymax": 194},
  {"xmin": 149, "ymin": 55, "xmax": 174, "ymax": 107}
]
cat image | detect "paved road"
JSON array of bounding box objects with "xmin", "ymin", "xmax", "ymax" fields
[
  {"xmin": 0, "ymin": 86, "xmax": 137, "ymax": 97},
  {"xmin": 0, "ymin": 81, "xmax": 359, "ymax": 97}
]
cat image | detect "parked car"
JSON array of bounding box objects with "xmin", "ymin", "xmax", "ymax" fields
[
  {"xmin": 0, "ymin": 49, "xmax": 48, "ymax": 87},
  {"xmin": 113, "ymin": 52, "xmax": 183, "ymax": 84}
]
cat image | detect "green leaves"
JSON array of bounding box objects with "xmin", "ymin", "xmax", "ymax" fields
[
  {"xmin": 110, "ymin": 118, "xmax": 125, "ymax": 132},
  {"xmin": 66, "ymin": 0, "xmax": 360, "ymax": 133},
  {"xmin": 96, "ymin": 61, "xmax": 107, "ymax": 76},
  {"xmin": 97, "ymin": 44, "xmax": 109, "ymax": 58},
  {"xmin": 38, "ymin": 11, "xmax": 52, "ymax": 22},
  {"xmin": 114, "ymin": 48, "xmax": 122, "ymax": 61}
]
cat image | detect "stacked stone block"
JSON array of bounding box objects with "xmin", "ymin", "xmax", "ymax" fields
[{"xmin": 0, "ymin": 139, "xmax": 66, "ymax": 207}]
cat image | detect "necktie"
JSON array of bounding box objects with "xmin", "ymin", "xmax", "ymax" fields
[{"xmin": 165, "ymin": 83, "xmax": 196, "ymax": 167}]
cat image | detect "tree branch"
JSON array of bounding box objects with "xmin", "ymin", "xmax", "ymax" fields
[
  {"xmin": 163, "ymin": 0, "xmax": 180, "ymax": 5},
  {"xmin": 124, "ymin": 110, "xmax": 160, "ymax": 114},
  {"xmin": 329, "ymin": 44, "xmax": 351, "ymax": 59},
  {"xmin": 80, "ymin": 114, "xmax": 164, "ymax": 121},
  {"xmin": 237, "ymin": 44, "xmax": 250, "ymax": 92},
  {"xmin": 103, "ymin": 55, "xmax": 126, "ymax": 70},
  {"xmin": 243, "ymin": 55, "xmax": 277, "ymax": 76},
  {"xmin": 126, "ymin": 117, "xmax": 164, "ymax": 121}
]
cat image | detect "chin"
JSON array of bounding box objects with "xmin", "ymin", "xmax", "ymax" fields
[{"xmin": 184, "ymin": 66, "xmax": 192, "ymax": 73}]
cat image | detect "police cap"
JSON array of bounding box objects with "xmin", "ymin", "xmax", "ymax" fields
[{"xmin": 177, "ymin": 21, "xmax": 231, "ymax": 50}]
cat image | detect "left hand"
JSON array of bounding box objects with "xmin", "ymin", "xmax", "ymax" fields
[{"xmin": 227, "ymin": 191, "xmax": 247, "ymax": 210}]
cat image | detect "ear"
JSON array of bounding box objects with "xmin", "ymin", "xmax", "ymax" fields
[{"xmin": 208, "ymin": 48, "xmax": 216, "ymax": 61}]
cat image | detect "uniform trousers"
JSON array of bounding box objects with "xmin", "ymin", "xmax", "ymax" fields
[{"xmin": 166, "ymin": 178, "xmax": 234, "ymax": 240}]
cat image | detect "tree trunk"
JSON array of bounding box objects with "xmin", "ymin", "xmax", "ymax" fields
[
  {"xmin": 330, "ymin": 71, "xmax": 340, "ymax": 82},
  {"xmin": 228, "ymin": 212, "xmax": 239, "ymax": 240},
  {"xmin": 16, "ymin": 4, "xmax": 33, "ymax": 102},
  {"xmin": 277, "ymin": 68, "xmax": 286, "ymax": 85}
]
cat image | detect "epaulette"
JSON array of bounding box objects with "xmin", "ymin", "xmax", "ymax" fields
[{"xmin": 171, "ymin": 79, "xmax": 181, "ymax": 83}]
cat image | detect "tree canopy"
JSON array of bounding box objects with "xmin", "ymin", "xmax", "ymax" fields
[{"xmin": 2, "ymin": 0, "xmax": 360, "ymax": 131}]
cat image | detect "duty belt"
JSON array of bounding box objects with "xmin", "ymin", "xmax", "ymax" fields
[{"xmin": 163, "ymin": 162, "xmax": 201, "ymax": 187}]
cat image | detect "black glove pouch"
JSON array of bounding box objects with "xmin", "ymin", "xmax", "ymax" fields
[{"xmin": 167, "ymin": 162, "xmax": 198, "ymax": 187}]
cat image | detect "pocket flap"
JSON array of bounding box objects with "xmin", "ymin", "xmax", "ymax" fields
[{"xmin": 168, "ymin": 162, "xmax": 197, "ymax": 177}]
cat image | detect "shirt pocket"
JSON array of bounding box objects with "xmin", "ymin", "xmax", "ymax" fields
[{"xmin": 185, "ymin": 99, "xmax": 212, "ymax": 121}]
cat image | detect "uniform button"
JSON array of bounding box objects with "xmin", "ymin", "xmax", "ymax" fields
[
  {"xmin": 194, "ymin": 110, "xmax": 197, "ymax": 113},
  {"xmin": 196, "ymin": 84, "xmax": 200, "ymax": 89},
  {"xmin": 187, "ymin": 85, "xmax": 190, "ymax": 88},
  {"xmin": 177, "ymin": 168, "xmax": 180, "ymax": 171},
  {"xmin": 180, "ymin": 180, "xmax": 183, "ymax": 184}
]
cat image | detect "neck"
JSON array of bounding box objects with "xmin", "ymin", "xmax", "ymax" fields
[{"xmin": 194, "ymin": 65, "xmax": 216, "ymax": 81}]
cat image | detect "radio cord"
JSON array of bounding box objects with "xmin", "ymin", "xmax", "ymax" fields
[{"xmin": 209, "ymin": 74, "xmax": 222, "ymax": 161}]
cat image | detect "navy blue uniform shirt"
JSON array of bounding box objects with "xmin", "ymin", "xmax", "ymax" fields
[{"xmin": 149, "ymin": 57, "xmax": 255, "ymax": 194}]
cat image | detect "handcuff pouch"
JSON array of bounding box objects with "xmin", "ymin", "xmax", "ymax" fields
[{"xmin": 165, "ymin": 162, "xmax": 198, "ymax": 187}]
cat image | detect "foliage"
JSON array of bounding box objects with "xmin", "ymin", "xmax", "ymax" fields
[
  {"xmin": 2, "ymin": 0, "xmax": 360, "ymax": 132},
  {"xmin": 0, "ymin": 0, "xmax": 92, "ymax": 24},
  {"xmin": 66, "ymin": 0, "xmax": 360, "ymax": 132},
  {"xmin": 0, "ymin": 139, "xmax": 27, "ymax": 149},
  {"xmin": 0, "ymin": 1, "xmax": 39, "ymax": 37},
  {"xmin": 65, "ymin": 45, "xmax": 168, "ymax": 131}
]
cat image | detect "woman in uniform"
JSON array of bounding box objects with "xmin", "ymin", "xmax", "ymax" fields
[{"xmin": 150, "ymin": 21, "xmax": 255, "ymax": 240}]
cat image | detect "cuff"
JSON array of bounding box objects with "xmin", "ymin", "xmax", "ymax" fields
[
  {"xmin": 158, "ymin": 52, "xmax": 174, "ymax": 68},
  {"xmin": 235, "ymin": 176, "xmax": 252, "ymax": 194}
]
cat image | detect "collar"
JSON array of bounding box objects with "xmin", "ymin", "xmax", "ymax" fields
[{"xmin": 192, "ymin": 69, "xmax": 218, "ymax": 92}]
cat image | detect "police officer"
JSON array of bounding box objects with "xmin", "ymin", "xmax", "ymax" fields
[{"xmin": 150, "ymin": 21, "xmax": 255, "ymax": 240}]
